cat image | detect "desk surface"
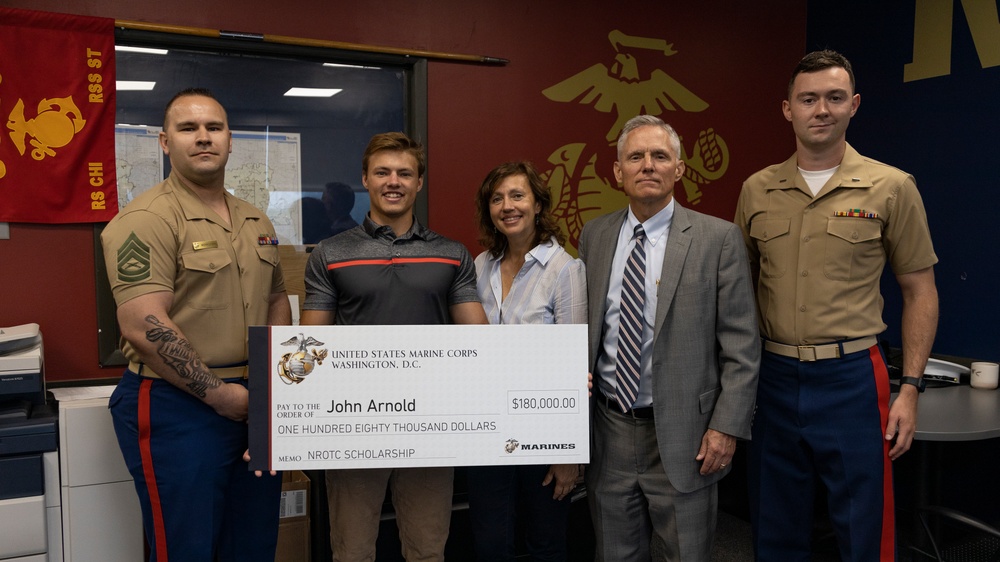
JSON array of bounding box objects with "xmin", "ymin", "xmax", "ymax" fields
[{"xmin": 908, "ymin": 384, "xmax": 1000, "ymax": 441}]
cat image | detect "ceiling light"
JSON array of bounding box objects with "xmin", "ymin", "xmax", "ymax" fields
[
  {"xmin": 323, "ymin": 63, "xmax": 381, "ymax": 70},
  {"xmin": 117, "ymin": 81, "xmax": 156, "ymax": 91},
  {"xmin": 284, "ymin": 88, "xmax": 342, "ymax": 97},
  {"xmin": 115, "ymin": 46, "xmax": 169, "ymax": 55}
]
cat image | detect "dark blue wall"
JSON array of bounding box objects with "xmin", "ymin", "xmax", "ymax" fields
[{"xmin": 807, "ymin": 1, "xmax": 1000, "ymax": 360}]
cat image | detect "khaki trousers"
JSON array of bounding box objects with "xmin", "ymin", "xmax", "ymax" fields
[{"xmin": 326, "ymin": 467, "xmax": 453, "ymax": 562}]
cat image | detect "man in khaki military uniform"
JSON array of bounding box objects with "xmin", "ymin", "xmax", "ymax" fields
[
  {"xmin": 101, "ymin": 88, "xmax": 291, "ymax": 562},
  {"xmin": 735, "ymin": 50, "xmax": 938, "ymax": 561}
]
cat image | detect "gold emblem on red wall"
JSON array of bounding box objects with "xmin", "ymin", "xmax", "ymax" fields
[
  {"xmin": 540, "ymin": 30, "xmax": 729, "ymax": 252},
  {"xmin": 7, "ymin": 93, "xmax": 87, "ymax": 162}
]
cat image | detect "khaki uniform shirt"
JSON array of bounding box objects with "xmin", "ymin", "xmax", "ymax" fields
[
  {"xmin": 101, "ymin": 172, "xmax": 285, "ymax": 366},
  {"xmin": 735, "ymin": 144, "xmax": 937, "ymax": 345}
]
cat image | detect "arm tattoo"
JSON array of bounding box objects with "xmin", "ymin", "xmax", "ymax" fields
[{"xmin": 144, "ymin": 315, "xmax": 222, "ymax": 398}]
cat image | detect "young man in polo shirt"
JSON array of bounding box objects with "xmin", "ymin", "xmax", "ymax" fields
[{"xmin": 301, "ymin": 131, "xmax": 487, "ymax": 561}]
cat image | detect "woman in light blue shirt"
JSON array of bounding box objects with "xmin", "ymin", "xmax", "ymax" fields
[{"xmin": 468, "ymin": 161, "xmax": 587, "ymax": 562}]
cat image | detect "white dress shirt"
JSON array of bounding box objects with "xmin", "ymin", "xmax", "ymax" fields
[
  {"xmin": 596, "ymin": 200, "xmax": 674, "ymax": 408},
  {"xmin": 473, "ymin": 236, "xmax": 587, "ymax": 326}
]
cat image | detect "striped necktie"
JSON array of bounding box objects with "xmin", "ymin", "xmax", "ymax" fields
[{"xmin": 615, "ymin": 224, "xmax": 646, "ymax": 412}]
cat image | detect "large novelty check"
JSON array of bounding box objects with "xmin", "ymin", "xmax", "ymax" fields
[{"xmin": 247, "ymin": 324, "xmax": 589, "ymax": 471}]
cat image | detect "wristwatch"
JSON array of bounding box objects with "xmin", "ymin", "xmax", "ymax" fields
[{"xmin": 899, "ymin": 376, "xmax": 926, "ymax": 393}]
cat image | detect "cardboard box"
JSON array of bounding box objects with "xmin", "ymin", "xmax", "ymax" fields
[
  {"xmin": 276, "ymin": 519, "xmax": 310, "ymax": 562},
  {"xmin": 276, "ymin": 470, "xmax": 310, "ymax": 562}
]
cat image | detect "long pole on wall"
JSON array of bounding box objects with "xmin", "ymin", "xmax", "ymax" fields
[{"xmin": 114, "ymin": 19, "xmax": 509, "ymax": 65}]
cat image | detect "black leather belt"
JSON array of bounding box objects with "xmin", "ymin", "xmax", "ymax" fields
[{"xmin": 596, "ymin": 385, "xmax": 654, "ymax": 419}]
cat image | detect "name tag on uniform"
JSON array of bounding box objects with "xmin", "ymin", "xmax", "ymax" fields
[{"xmin": 193, "ymin": 240, "xmax": 219, "ymax": 250}]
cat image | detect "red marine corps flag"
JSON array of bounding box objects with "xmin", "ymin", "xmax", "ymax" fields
[{"xmin": 0, "ymin": 7, "xmax": 116, "ymax": 223}]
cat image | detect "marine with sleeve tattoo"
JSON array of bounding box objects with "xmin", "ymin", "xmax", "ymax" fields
[{"xmin": 101, "ymin": 89, "xmax": 291, "ymax": 562}]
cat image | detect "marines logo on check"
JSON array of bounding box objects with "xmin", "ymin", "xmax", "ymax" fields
[{"xmin": 277, "ymin": 333, "xmax": 328, "ymax": 384}]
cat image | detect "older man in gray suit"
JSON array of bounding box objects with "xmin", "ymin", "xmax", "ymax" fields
[{"xmin": 579, "ymin": 115, "xmax": 760, "ymax": 561}]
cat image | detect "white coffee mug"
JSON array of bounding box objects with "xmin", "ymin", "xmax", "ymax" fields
[{"xmin": 970, "ymin": 362, "xmax": 999, "ymax": 390}]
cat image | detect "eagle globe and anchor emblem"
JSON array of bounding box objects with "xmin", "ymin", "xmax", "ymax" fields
[
  {"xmin": 539, "ymin": 30, "xmax": 730, "ymax": 253},
  {"xmin": 0, "ymin": 73, "xmax": 90, "ymax": 180},
  {"xmin": 277, "ymin": 333, "xmax": 329, "ymax": 384}
]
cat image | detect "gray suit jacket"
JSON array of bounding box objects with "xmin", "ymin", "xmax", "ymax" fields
[{"xmin": 579, "ymin": 204, "xmax": 760, "ymax": 493}]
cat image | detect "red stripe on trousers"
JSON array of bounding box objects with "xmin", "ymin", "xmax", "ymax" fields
[
  {"xmin": 139, "ymin": 379, "xmax": 169, "ymax": 562},
  {"xmin": 870, "ymin": 346, "xmax": 896, "ymax": 560}
]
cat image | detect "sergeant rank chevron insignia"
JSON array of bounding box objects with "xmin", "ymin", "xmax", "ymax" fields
[{"xmin": 117, "ymin": 232, "xmax": 151, "ymax": 282}]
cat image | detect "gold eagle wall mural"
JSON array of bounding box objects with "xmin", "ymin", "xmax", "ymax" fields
[{"xmin": 539, "ymin": 30, "xmax": 729, "ymax": 254}]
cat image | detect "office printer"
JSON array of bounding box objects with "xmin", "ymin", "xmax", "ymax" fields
[
  {"xmin": 0, "ymin": 323, "xmax": 46, "ymax": 418},
  {"xmin": 0, "ymin": 323, "xmax": 58, "ymax": 560}
]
